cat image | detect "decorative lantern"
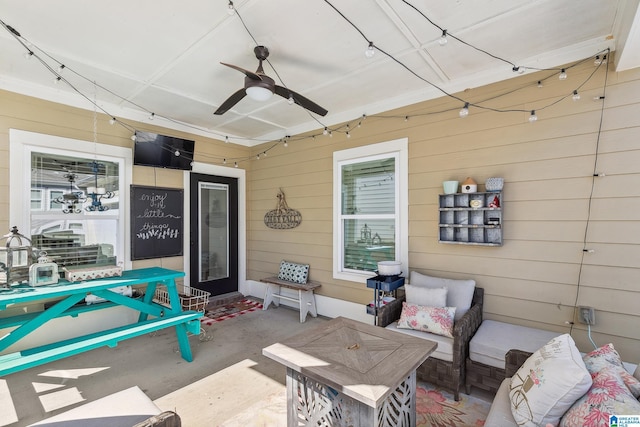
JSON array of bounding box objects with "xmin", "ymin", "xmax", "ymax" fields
[{"xmin": 0, "ymin": 226, "xmax": 34, "ymax": 287}]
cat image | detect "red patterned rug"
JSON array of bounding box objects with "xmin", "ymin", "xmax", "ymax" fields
[{"xmin": 200, "ymin": 299, "xmax": 263, "ymax": 325}]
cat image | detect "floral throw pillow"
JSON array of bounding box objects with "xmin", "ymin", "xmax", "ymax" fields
[
  {"xmin": 582, "ymin": 343, "xmax": 640, "ymax": 398},
  {"xmin": 560, "ymin": 366, "xmax": 640, "ymax": 427},
  {"xmin": 509, "ymin": 334, "xmax": 592, "ymax": 427},
  {"xmin": 397, "ymin": 302, "xmax": 455, "ymax": 338}
]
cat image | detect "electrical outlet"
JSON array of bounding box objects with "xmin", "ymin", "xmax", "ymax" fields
[{"xmin": 579, "ymin": 306, "xmax": 596, "ymax": 325}]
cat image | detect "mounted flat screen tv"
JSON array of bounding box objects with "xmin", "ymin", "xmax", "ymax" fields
[{"xmin": 133, "ymin": 131, "xmax": 195, "ymax": 170}]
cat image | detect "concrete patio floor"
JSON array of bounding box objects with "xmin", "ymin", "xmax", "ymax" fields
[{"xmin": 1, "ymin": 301, "xmax": 328, "ymax": 426}]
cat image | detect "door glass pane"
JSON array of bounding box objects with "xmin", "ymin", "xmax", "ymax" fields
[{"xmin": 199, "ymin": 182, "xmax": 229, "ymax": 281}]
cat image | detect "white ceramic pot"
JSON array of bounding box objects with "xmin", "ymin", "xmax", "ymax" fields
[{"xmin": 377, "ymin": 261, "xmax": 402, "ymax": 276}]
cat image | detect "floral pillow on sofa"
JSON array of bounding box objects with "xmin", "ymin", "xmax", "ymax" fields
[
  {"xmin": 560, "ymin": 366, "xmax": 640, "ymax": 427},
  {"xmin": 397, "ymin": 301, "xmax": 456, "ymax": 338},
  {"xmin": 582, "ymin": 343, "xmax": 640, "ymax": 398}
]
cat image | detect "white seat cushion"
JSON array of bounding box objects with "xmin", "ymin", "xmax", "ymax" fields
[
  {"xmin": 386, "ymin": 321, "xmax": 453, "ymax": 362},
  {"xmin": 409, "ymin": 271, "xmax": 475, "ymax": 321},
  {"xmin": 469, "ymin": 320, "xmax": 560, "ymax": 369}
]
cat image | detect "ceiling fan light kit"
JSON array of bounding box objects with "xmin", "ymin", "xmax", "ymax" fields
[{"xmin": 214, "ymin": 45, "xmax": 327, "ymax": 116}]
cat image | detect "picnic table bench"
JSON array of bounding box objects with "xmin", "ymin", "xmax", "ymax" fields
[{"xmin": 0, "ymin": 267, "xmax": 202, "ymax": 377}]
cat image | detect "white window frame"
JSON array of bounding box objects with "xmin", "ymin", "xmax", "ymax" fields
[
  {"xmin": 333, "ymin": 138, "xmax": 408, "ymax": 283},
  {"xmin": 9, "ymin": 129, "xmax": 133, "ymax": 270}
]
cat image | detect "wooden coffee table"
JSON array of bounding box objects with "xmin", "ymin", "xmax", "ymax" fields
[{"xmin": 262, "ymin": 316, "xmax": 436, "ymax": 427}]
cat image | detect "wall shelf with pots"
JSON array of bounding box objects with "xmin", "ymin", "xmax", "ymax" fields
[{"xmin": 438, "ymin": 192, "xmax": 503, "ymax": 246}]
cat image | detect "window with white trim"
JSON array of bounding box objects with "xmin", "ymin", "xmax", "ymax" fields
[
  {"xmin": 10, "ymin": 129, "xmax": 132, "ymax": 270},
  {"xmin": 333, "ymin": 138, "xmax": 408, "ymax": 283}
]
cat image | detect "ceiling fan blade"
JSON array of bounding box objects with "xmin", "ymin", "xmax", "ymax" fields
[
  {"xmin": 214, "ymin": 88, "xmax": 246, "ymax": 115},
  {"xmin": 274, "ymin": 86, "xmax": 328, "ymax": 116},
  {"xmin": 220, "ymin": 62, "xmax": 262, "ymax": 81}
]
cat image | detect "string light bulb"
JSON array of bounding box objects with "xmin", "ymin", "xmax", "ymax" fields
[
  {"xmin": 438, "ymin": 29, "xmax": 448, "ymax": 46},
  {"xmin": 288, "ymin": 94, "xmax": 294, "ymax": 105},
  {"xmin": 346, "ymin": 131, "xmax": 351, "ymax": 138},
  {"xmin": 24, "ymin": 51, "xmax": 33, "ymax": 60},
  {"xmin": 54, "ymin": 76, "xmax": 62, "ymax": 84},
  {"xmin": 559, "ymin": 69, "xmax": 567, "ymax": 80},
  {"xmin": 537, "ymin": 80, "xmax": 543, "ymax": 88},
  {"xmin": 149, "ymin": 112, "xmax": 155, "ymax": 120},
  {"xmin": 512, "ymin": 66, "xmax": 525, "ymax": 74},
  {"xmin": 283, "ymin": 139, "xmax": 288, "ymax": 148},
  {"xmin": 227, "ymin": 0, "xmax": 235, "ymax": 15},
  {"xmin": 594, "ymin": 56, "xmax": 601, "ymax": 66},
  {"xmin": 223, "ymin": 158, "xmax": 227, "ymax": 164},
  {"xmin": 225, "ymin": 136, "xmax": 229, "ymax": 143},
  {"xmin": 601, "ymin": 54, "xmax": 607, "ymax": 64},
  {"xmin": 323, "ymin": 127, "xmax": 328, "ymax": 135},
  {"xmin": 57, "ymin": 64, "xmax": 65, "ymax": 73},
  {"xmin": 174, "ymin": 150, "xmax": 180, "ymax": 156},
  {"xmin": 572, "ymin": 90, "xmax": 580, "ymax": 101},
  {"xmin": 109, "ymin": 117, "xmax": 116, "ymax": 125},
  {"xmin": 459, "ymin": 102, "xmax": 470, "ymax": 118},
  {"xmin": 131, "ymin": 134, "xmax": 137, "ymax": 141},
  {"xmin": 528, "ymin": 110, "xmax": 538, "ymax": 122},
  {"xmin": 365, "ymin": 41, "xmax": 375, "ymax": 58}
]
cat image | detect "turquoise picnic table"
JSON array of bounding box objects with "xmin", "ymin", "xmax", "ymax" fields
[{"xmin": 0, "ymin": 267, "xmax": 203, "ymax": 377}]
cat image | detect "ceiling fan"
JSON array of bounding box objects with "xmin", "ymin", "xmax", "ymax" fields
[{"xmin": 214, "ymin": 46, "xmax": 328, "ymax": 116}]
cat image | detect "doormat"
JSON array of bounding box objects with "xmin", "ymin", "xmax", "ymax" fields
[{"xmin": 200, "ymin": 299, "xmax": 263, "ymax": 325}]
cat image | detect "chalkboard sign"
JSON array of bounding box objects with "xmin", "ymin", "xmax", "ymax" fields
[{"xmin": 130, "ymin": 185, "xmax": 184, "ymax": 260}]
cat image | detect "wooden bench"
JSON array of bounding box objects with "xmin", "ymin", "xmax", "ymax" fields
[{"xmin": 260, "ymin": 276, "xmax": 321, "ymax": 323}]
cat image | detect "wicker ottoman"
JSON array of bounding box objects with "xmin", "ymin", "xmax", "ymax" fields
[{"xmin": 465, "ymin": 320, "xmax": 560, "ymax": 394}]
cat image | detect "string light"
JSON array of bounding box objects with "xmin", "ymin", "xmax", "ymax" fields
[
  {"xmin": 459, "ymin": 102, "xmax": 470, "ymax": 118},
  {"xmin": 288, "ymin": 94, "xmax": 294, "ymax": 105},
  {"xmin": 53, "ymin": 76, "xmax": 62, "ymax": 84},
  {"xmin": 174, "ymin": 150, "xmax": 180, "ymax": 156},
  {"xmin": 572, "ymin": 90, "xmax": 581, "ymax": 101},
  {"xmin": 346, "ymin": 131, "xmax": 351, "ymax": 138},
  {"xmin": 227, "ymin": 0, "xmax": 235, "ymax": 15},
  {"xmin": 225, "ymin": 136, "xmax": 229, "ymax": 143},
  {"xmin": 223, "ymin": 158, "xmax": 227, "ymax": 164},
  {"xmin": 529, "ymin": 110, "xmax": 538, "ymax": 122},
  {"xmin": 1, "ymin": 11, "xmax": 610, "ymax": 167},
  {"xmin": 131, "ymin": 134, "xmax": 137, "ymax": 141},
  {"xmin": 438, "ymin": 29, "xmax": 448, "ymax": 46},
  {"xmin": 284, "ymin": 140, "xmax": 288, "ymax": 147},
  {"xmin": 365, "ymin": 41, "xmax": 375, "ymax": 58},
  {"xmin": 234, "ymin": 162, "xmax": 238, "ymax": 168},
  {"xmin": 149, "ymin": 112, "xmax": 155, "ymax": 120},
  {"xmin": 594, "ymin": 56, "xmax": 601, "ymax": 66}
]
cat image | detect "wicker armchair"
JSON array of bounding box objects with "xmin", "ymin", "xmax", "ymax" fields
[{"xmin": 378, "ymin": 287, "xmax": 484, "ymax": 401}]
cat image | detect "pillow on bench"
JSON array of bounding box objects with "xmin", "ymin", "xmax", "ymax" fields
[{"xmin": 277, "ymin": 260, "xmax": 310, "ymax": 284}]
